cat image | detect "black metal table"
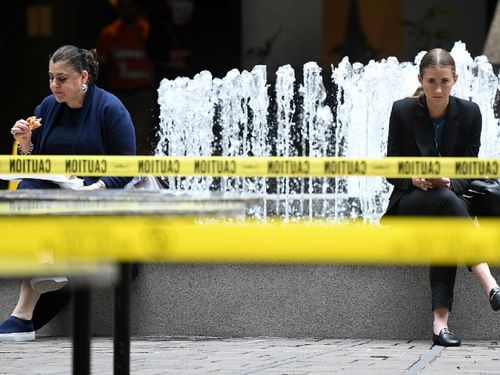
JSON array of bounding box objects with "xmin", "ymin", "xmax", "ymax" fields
[{"xmin": 0, "ymin": 190, "xmax": 259, "ymax": 375}]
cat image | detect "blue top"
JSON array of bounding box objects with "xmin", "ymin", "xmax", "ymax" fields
[
  {"xmin": 43, "ymin": 104, "xmax": 80, "ymax": 155},
  {"xmin": 31, "ymin": 84, "xmax": 136, "ymax": 188}
]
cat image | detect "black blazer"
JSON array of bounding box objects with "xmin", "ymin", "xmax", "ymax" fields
[{"xmin": 385, "ymin": 95, "xmax": 482, "ymax": 214}]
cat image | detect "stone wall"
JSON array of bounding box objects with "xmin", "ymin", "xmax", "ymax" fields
[{"xmin": 2, "ymin": 264, "xmax": 499, "ymax": 339}]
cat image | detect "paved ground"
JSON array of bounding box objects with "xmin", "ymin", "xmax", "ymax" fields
[{"xmin": 1, "ymin": 336, "xmax": 500, "ymax": 374}]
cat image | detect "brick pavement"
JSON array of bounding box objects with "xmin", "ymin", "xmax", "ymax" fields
[{"xmin": 0, "ymin": 337, "xmax": 499, "ymax": 374}]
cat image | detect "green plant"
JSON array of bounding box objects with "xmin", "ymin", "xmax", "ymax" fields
[{"xmin": 402, "ymin": 7, "xmax": 457, "ymax": 54}]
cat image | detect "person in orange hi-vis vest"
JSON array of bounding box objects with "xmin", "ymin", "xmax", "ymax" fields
[{"xmin": 97, "ymin": 0, "xmax": 155, "ymax": 155}]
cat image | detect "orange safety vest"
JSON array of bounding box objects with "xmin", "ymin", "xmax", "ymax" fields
[{"xmin": 97, "ymin": 17, "xmax": 154, "ymax": 90}]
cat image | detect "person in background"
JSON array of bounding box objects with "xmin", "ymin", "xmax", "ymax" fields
[
  {"xmin": 384, "ymin": 48, "xmax": 500, "ymax": 347},
  {"xmin": 97, "ymin": 0, "xmax": 155, "ymax": 155},
  {"xmin": 0, "ymin": 45, "xmax": 136, "ymax": 341},
  {"xmin": 146, "ymin": 0, "xmax": 210, "ymax": 83}
]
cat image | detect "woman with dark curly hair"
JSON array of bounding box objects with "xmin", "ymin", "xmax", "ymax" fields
[{"xmin": 0, "ymin": 45, "xmax": 136, "ymax": 341}]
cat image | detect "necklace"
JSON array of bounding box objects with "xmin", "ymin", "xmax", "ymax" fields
[
  {"xmin": 431, "ymin": 117, "xmax": 445, "ymax": 156},
  {"xmin": 432, "ymin": 118, "xmax": 445, "ymax": 129}
]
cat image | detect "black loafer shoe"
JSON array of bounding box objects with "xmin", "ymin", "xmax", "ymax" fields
[
  {"xmin": 432, "ymin": 328, "xmax": 461, "ymax": 347},
  {"xmin": 490, "ymin": 287, "xmax": 500, "ymax": 311}
]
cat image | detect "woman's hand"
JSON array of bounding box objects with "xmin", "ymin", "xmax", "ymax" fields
[
  {"xmin": 412, "ymin": 177, "xmax": 451, "ymax": 190},
  {"xmin": 10, "ymin": 119, "xmax": 32, "ymax": 151},
  {"xmin": 80, "ymin": 180, "xmax": 106, "ymax": 191},
  {"xmin": 412, "ymin": 177, "xmax": 433, "ymax": 191},
  {"xmin": 427, "ymin": 177, "xmax": 451, "ymax": 190}
]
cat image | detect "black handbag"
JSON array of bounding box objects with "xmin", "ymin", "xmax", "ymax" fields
[{"xmin": 466, "ymin": 179, "xmax": 500, "ymax": 197}]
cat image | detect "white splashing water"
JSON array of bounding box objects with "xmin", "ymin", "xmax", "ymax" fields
[{"xmin": 155, "ymin": 41, "xmax": 500, "ymax": 221}]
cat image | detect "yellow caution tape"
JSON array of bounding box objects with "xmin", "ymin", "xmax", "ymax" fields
[
  {"xmin": 0, "ymin": 155, "xmax": 499, "ymax": 178},
  {"xmin": 1, "ymin": 217, "xmax": 499, "ymax": 275}
]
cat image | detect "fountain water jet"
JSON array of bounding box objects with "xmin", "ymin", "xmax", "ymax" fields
[{"xmin": 155, "ymin": 41, "xmax": 500, "ymax": 221}]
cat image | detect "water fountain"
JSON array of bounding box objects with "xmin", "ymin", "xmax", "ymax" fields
[{"xmin": 155, "ymin": 41, "xmax": 500, "ymax": 221}]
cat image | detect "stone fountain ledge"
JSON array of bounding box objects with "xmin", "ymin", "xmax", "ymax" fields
[{"xmin": 1, "ymin": 264, "xmax": 499, "ymax": 340}]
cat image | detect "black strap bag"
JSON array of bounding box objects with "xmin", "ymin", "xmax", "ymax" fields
[{"xmin": 466, "ymin": 179, "xmax": 500, "ymax": 197}]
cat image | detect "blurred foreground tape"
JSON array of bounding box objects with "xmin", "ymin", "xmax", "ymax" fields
[
  {"xmin": 0, "ymin": 155, "xmax": 499, "ymax": 178},
  {"xmin": 1, "ymin": 217, "xmax": 500, "ymax": 274}
]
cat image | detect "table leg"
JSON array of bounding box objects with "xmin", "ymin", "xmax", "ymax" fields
[
  {"xmin": 114, "ymin": 263, "xmax": 131, "ymax": 375},
  {"xmin": 73, "ymin": 288, "xmax": 91, "ymax": 375}
]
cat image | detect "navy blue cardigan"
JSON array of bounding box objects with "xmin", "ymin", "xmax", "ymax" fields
[{"xmin": 31, "ymin": 84, "xmax": 136, "ymax": 188}]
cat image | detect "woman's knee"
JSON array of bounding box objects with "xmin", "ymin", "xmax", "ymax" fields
[{"xmin": 434, "ymin": 189, "xmax": 470, "ymax": 216}]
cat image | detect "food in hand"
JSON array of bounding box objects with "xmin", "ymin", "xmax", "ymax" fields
[{"xmin": 26, "ymin": 116, "xmax": 42, "ymax": 130}]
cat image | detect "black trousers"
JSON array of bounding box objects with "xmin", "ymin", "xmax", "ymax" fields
[{"xmin": 391, "ymin": 186, "xmax": 500, "ymax": 311}]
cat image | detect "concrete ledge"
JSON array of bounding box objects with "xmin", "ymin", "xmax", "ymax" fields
[{"xmin": 1, "ymin": 265, "xmax": 499, "ymax": 340}]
